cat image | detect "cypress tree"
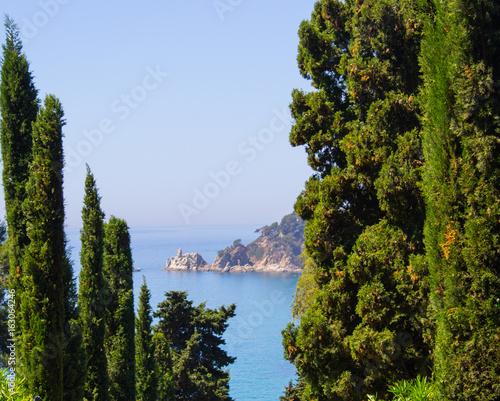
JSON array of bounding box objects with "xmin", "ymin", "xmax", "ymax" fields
[
  {"xmin": 420, "ymin": 0, "xmax": 500, "ymax": 398},
  {"xmin": 135, "ymin": 278, "xmax": 157, "ymax": 401},
  {"xmin": 282, "ymin": 1, "xmax": 431, "ymax": 399},
  {"xmin": 62, "ymin": 252, "xmax": 86, "ymax": 401},
  {"xmin": 135, "ymin": 277, "xmax": 158, "ymax": 401},
  {"xmin": 103, "ymin": 217, "xmax": 135, "ymax": 401},
  {"xmin": 0, "ymin": 15, "xmax": 38, "ymax": 375},
  {"xmin": 153, "ymin": 332, "xmax": 174, "ymax": 401},
  {"xmin": 78, "ymin": 167, "xmax": 110, "ymax": 401},
  {"xmin": 21, "ymin": 94, "xmax": 65, "ymax": 399},
  {"xmin": 0, "ymin": 20, "xmax": 84, "ymax": 397}
]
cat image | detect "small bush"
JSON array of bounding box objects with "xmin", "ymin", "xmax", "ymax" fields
[
  {"xmin": 368, "ymin": 376, "xmax": 437, "ymax": 401},
  {"xmin": 0, "ymin": 368, "xmax": 36, "ymax": 401}
]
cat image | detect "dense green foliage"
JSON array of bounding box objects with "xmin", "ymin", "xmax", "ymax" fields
[
  {"xmin": 368, "ymin": 375, "xmax": 437, "ymax": 401},
  {"xmin": 135, "ymin": 279, "xmax": 158, "ymax": 401},
  {"xmin": 285, "ymin": 0, "xmax": 500, "ymax": 399},
  {"xmin": 153, "ymin": 291, "xmax": 235, "ymax": 400},
  {"xmin": 0, "ymin": 16, "xmax": 38, "ymax": 283},
  {"xmin": 153, "ymin": 332, "xmax": 174, "ymax": 401},
  {"xmin": 1, "ymin": 19, "xmax": 84, "ymax": 399},
  {"xmin": 21, "ymin": 95, "xmax": 67, "ymax": 400},
  {"xmin": 420, "ymin": 0, "xmax": 500, "ymax": 398},
  {"xmin": 78, "ymin": 167, "xmax": 110, "ymax": 401},
  {"xmin": 0, "ymin": 15, "xmax": 38, "ymax": 379},
  {"xmin": 280, "ymin": 379, "xmax": 305, "ymax": 401},
  {"xmin": 0, "ymin": 367, "xmax": 33, "ymax": 400},
  {"xmin": 282, "ymin": 1, "xmax": 431, "ymax": 399},
  {"xmin": 62, "ymin": 249, "xmax": 86, "ymax": 401},
  {"xmin": 103, "ymin": 217, "xmax": 136, "ymax": 401}
]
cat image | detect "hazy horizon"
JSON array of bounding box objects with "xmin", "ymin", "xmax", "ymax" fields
[{"xmin": 0, "ymin": 1, "xmax": 316, "ymax": 227}]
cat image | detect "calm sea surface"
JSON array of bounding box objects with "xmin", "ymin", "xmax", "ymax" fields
[{"xmin": 66, "ymin": 224, "xmax": 299, "ymax": 401}]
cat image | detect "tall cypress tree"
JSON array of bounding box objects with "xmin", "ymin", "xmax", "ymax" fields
[
  {"xmin": 0, "ymin": 16, "xmax": 38, "ymax": 375},
  {"xmin": 153, "ymin": 332, "xmax": 174, "ymax": 401},
  {"xmin": 420, "ymin": 0, "xmax": 500, "ymax": 398},
  {"xmin": 60, "ymin": 155, "xmax": 85, "ymax": 399},
  {"xmin": 135, "ymin": 278, "xmax": 158, "ymax": 401},
  {"xmin": 103, "ymin": 216, "xmax": 135, "ymax": 401},
  {"xmin": 21, "ymin": 94, "xmax": 65, "ymax": 400},
  {"xmin": 79, "ymin": 167, "xmax": 110, "ymax": 401},
  {"xmin": 282, "ymin": 1, "xmax": 431, "ymax": 399},
  {"xmin": 62, "ymin": 252, "xmax": 86, "ymax": 401}
]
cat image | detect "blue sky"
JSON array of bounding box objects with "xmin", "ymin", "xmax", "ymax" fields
[{"xmin": 1, "ymin": 1, "xmax": 317, "ymax": 227}]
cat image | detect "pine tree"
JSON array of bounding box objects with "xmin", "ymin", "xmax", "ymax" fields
[
  {"xmin": 78, "ymin": 167, "xmax": 110, "ymax": 401},
  {"xmin": 21, "ymin": 94, "xmax": 66, "ymax": 400},
  {"xmin": 282, "ymin": 1, "xmax": 431, "ymax": 399},
  {"xmin": 420, "ymin": 0, "xmax": 500, "ymax": 398},
  {"xmin": 154, "ymin": 291, "xmax": 235, "ymax": 401},
  {"xmin": 135, "ymin": 278, "xmax": 158, "ymax": 401},
  {"xmin": 279, "ymin": 379, "xmax": 304, "ymax": 401},
  {"xmin": 0, "ymin": 15, "xmax": 38, "ymax": 376},
  {"xmin": 103, "ymin": 217, "xmax": 135, "ymax": 401}
]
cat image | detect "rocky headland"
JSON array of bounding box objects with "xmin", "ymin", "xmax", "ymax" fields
[{"xmin": 162, "ymin": 212, "xmax": 305, "ymax": 273}]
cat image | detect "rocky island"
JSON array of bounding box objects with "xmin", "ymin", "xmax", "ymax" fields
[
  {"xmin": 162, "ymin": 212, "xmax": 305, "ymax": 273},
  {"xmin": 164, "ymin": 248, "xmax": 211, "ymax": 271}
]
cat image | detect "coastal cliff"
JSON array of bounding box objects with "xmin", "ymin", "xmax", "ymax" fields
[{"xmin": 162, "ymin": 212, "xmax": 305, "ymax": 273}]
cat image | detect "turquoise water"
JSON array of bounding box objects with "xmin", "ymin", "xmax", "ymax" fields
[{"xmin": 67, "ymin": 225, "xmax": 299, "ymax": 401}]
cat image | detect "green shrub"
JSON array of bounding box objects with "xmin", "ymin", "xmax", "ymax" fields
[
  {"xmin": 368, "ymin": 376, "xmax": 437, "ymax": 401},
  {"xmin": 0, "ymin": 368, "xmax": 37, "ymax": 400}
]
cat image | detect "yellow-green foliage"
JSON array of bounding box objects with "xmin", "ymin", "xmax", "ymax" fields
[
  {"xmin": 368, "ymin": 375, "xmax": 437, "ymax": 401},
  {"xmin": 0, "ymin": 368, "xmax": 38, "ymax": 400},
  {"xmin": 291, "ymin": 253, "xmax": 319, "ymax": 319},
  {"xmin": 420, "ymin": 0, "xmax": 500, "ymax": 398}
]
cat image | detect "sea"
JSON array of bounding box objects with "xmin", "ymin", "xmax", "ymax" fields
[{"xmin": 66, "ymin": 224, "xmax": 300, "ymax": 401}]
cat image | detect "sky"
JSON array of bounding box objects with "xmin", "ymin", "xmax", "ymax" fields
[{"xmin": 1, "ymin": 0, "xmax": 317, "ymax": 228}]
